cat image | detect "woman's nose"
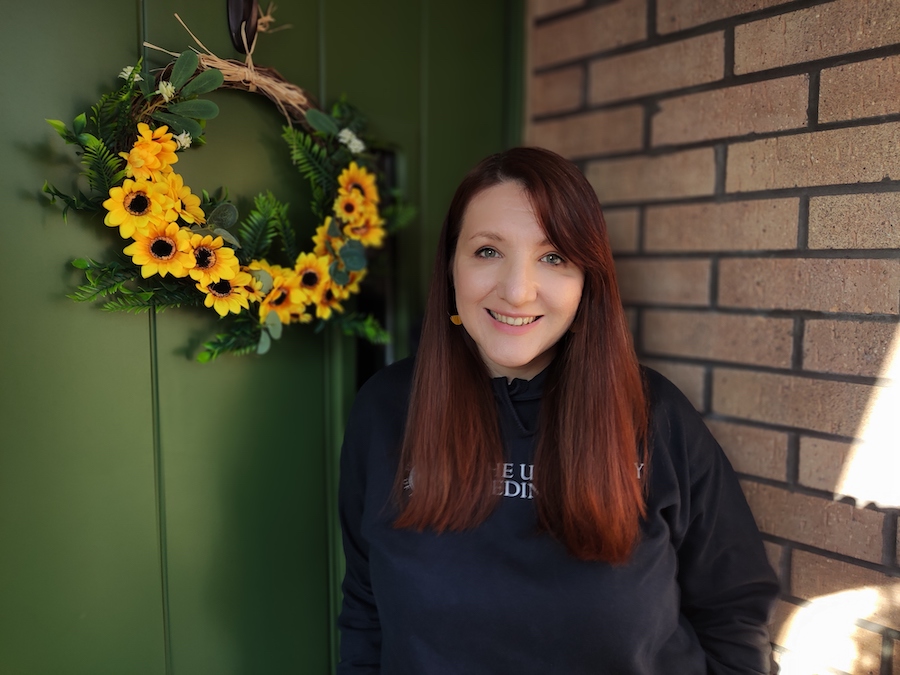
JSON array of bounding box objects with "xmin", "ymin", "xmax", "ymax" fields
[{"xmin": 498, "ymin": 260, "xmax": 537, "ymax": 306}]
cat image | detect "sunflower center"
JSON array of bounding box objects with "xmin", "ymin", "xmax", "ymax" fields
[
  {"xmin": 302, "ymin": 271, "xmax": 319, "ymax": 287},
  {"xmin": 150, "ymin": 237, "xmax": 176, "ymax": 261},
  {"xmin": 195, "ymin": 247, "xmax": 216, "ymax": 269},
  {"xmin": 324, "ymin": 288, "xmax": 335, "ymax": 302},
  {"xmin": 343, "ymin": 202, "xmax": 356, "ymax": 214},
  {"xmin": 272, "ymin": 289, "xmax": 288, "ymax": 306},
  {"xmin": 124, "ymin": 192, "xmax": 151, "ymax": 216},
  {"xmin": 209, "ymin": 280, "xmax": 232, "ymax": 297}
]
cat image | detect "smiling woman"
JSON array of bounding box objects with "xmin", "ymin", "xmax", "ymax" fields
[
  {"xmin": 337, "ymin": 147, "xmax": 779, "ymax": 674},
  {"xmin": 451, "ymin": 182, "xmax": 584, "ymax": 381}
]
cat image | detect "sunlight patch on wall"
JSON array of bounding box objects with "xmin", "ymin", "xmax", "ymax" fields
[
  {"xmin": 836, "ymin": 326, "xmax": 900, "ymax": 508},
  {"xmin": 776, "ymin": 588, "xmax": 881, "ymax": 675}
]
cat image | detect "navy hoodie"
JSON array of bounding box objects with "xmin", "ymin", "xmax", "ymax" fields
[{"xmin": 338, "ymin": 358, "xmax": 779, "ymax": 674}]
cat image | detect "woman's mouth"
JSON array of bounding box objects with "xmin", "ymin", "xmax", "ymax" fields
[{"xmin": 488, "ymin": 309, "xmax": 539, "ymax": 326}]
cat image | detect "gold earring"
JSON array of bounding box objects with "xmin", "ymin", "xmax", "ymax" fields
[{"xmin": 450, "ymin": 314, "xmax": 462, "ymax": 326}]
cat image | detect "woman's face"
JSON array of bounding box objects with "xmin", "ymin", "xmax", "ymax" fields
[{"xmin": 452, "ymin": 182, "xmax": 584, "ymax": 381}]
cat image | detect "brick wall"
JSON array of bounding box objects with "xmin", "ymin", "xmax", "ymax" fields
[{"xmin": 526, "ymin": 0, "xmax": 900, "ymax": 672}]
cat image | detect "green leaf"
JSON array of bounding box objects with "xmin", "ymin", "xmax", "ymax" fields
[
  {"xmin": 180, "ymin": 68, "xmax": 224, "ymax": 98},
  {"xmin": 72, "ymin": 113, "xmax": 87, "ymax": 136},
  {"xmin": 327, "ymin": 218, "xmax": 342, "ymax": 238},
  {"xmin": 213, "ymin": 228, "xmax": 242, "ymax": 249},
  {"xmin": 151, "ymin": 111, "xmax": 203, "ymax": 139},
  {"xmin": 171, "ymin": 50, "xmax": 200, "ymax": 91},
  {"xmin": 207, "ymin": 203, "xmax": 239, "ymax": 229},
  {"xmin": 167, "ymin": 99, "xmax": 219, "ymax": 120},
  {"xmin": 257, "ymin": 330, "xmax": 272, "ymax": 355},
  {"xmin": 46, "ymin": 119, "xmax": 71, "ymax": 139},
  {"xmin": 339, "ymin": 314, "xmax": 391, "ymax": 345},
  {"xmin": 238, "ymin": 193, "xmax": 282, "ymax": 264},
  {"xmin": 139, "ymin": 75, "xmax": 154, "ymax": 98},
  {"xmin": 264, "ymin": 311, "xmax": 283, "ymax": 340},
  {"xmin": 339, "ymin": 239, "xmax": 367, "ymax": 271},
  {"xmin": 79, "ymin": 134, "xmax": 125, "ymax": 196},
  {"xmin": 71, "ymin": 258, "xmax": 90, "ymax": 270},
  {"xmin": 329, "ymin": 260, "xmax": 350, "ymax": 286},
  {"xmin": 305, "ymin": 108, "xmax": 340, "ymax": 136},
  {"xmin": 196, "ymin": 351, "xmax": 213, "ymax": 363}
]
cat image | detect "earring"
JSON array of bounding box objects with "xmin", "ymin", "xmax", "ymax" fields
[{"xmin": 449, "ymin": 314, "xmax": 462, "ymax": 326}]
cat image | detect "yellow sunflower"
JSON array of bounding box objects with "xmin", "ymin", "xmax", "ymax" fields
[
  {"xmin": 240, "ymin": 267, "xmax": 266, "ymax": 304},
  {"xmin": 188, "ymin": 234, "xmax": 240, "ymax": 285},
  {"xmin": 259, "ymin": 270, "xmax": 309, "ymax": 324},
  {"xmin": 119, "ymin": 123, "xmax": 179, "ymax": 181},
  {"xmin": 312, "ymin": 219, "xmax": 344, "ymax": 257},
  {"xmin": 294, "ymin": 252, "xmax": 331, "ymax": 303},
  {"xmin": 334, "ymin": 269, "xmax": 367, "ymax": 299},
  {"xmin": 122, "ymin": 221, "xmax": 195, "ymax": 278},
  {"xmin": 158, "ymin": 171, "xmax": 205, "ymax": 224},
  {"xmin": 196, "ymin": 271, "xmax": 253, "ymax": 317},
  {"xmin": 337, "ymin": 162, "xmax": 379, "ymax": 204},
  {"xmin": 343, "ymin": 212, "xmax": 386, "ymax": 248},
  {"xmin": 333, "ymin": 189, "xmax": 373, "ymax": 224},
  {"xmin": 314, "ymin": 281, "xmax": 344, "ymax": 320},
  {"xmin": 103, "ymin": 178, "xmax": 173, "ymax": 239}
]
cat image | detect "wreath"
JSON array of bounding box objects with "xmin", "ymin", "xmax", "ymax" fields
[{"xmin": 43, "ymin": 11, "xmax": 414, "ymax": 362}]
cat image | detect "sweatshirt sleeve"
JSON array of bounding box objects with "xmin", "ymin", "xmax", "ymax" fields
[
  {"xmin": 649, "ymin": 372, "xmax": 780, "ymax": 675},
  {"xmin": 337, "ymin": 387, "xmax": 382, "ymax": 674}
]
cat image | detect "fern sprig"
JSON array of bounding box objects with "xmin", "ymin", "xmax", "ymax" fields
[
  {"xmin": 80, "ymin": 134, "xmax": 126, "ymax": 196},
  {"xmin": 237, "ymin": 192, "xmax": 282, "ymax": 264},
  {"xmin": 67, "ymin": 259, "xmax": 139, "ymax": 303}
]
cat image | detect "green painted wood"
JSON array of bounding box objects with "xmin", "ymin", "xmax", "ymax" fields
[
  {"xmin": 1, "ymin": 0, "xmax": 521, "ymax": 672},
  {"xmin": 0, "ymin": 2, "xmax": 167, "ymax": 674},
  {"xmin": 144, "ymin": 2, "xmax": 331, "ymax": 673}
]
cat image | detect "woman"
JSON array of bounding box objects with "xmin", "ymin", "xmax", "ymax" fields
[{"xmin": 338, "ymin": 147, "xmax": 779, "ymax": 674}]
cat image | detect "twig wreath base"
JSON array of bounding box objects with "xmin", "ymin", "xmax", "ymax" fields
[{"xmin": 43, "ymin": 9, "xmax": 414, "ymax": 362}]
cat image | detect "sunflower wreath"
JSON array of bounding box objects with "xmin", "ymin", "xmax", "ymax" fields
[{"xmin": 43, "ymin": 16, "xmax": 414, "ymax": 362}]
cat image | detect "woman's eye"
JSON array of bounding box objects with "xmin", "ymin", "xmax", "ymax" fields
[
  {"xmin": 476, "ymin": 247, "xmax": 499, "ymax": 258},
  {"xmin": 541, "ymin": 253, "xmax": 564, "ymax": 265}
]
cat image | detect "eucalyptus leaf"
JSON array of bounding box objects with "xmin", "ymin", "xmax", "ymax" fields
[
  {"xmin": 180, "ymin": 69, "xmax": 225, "ymax": 98},
  {"xmin": 72, "ymin": 113, "xmax": 86, "ymax": 136},
  {"xmin": 208, "ymin": 203, "xmax": 239, "ymax": 229},
  {"xmin": 213, "ymin": 228, "xmax": 242, "ymax": 248},
  {"xmin": 329, "ymin": 260, "xmax": 350, "ymax": 286},
  {"xmin": 257, "ymin": 330, "xmax": 272, "ymax": 355},
  {"xmin": 171, "ymin": 51, "xmax": 200, "ymax": 91},
  {"xmin": 339, "ymin": 239, "xmax": 367, "ymax": 271},
  {"xmin": 151, "ymin": 111, "xmax": 202, "ymax": 139},
  {"xmin": 167, "ymin": 99, "xmax": 219, "ymax": 120},
  {"xmin": 251, "ymin": 268, "xmax": 274, "ymax": 294},
  {"xmin": 305, "ymin": 108, "xmax": 339, "ymax": 136},
  {"xmin": 265, "ymin": 311, "xmax": 283, "ymax": 340}
]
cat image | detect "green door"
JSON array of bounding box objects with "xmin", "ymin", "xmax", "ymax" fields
[{"xmin": 0, "ymin": 1, "xmax": 521, "ymax": 673}]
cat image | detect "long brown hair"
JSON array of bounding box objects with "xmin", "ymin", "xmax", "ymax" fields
[{"xmin": 394, "ymin": 147, "xmax": 648, "ymax": 563}]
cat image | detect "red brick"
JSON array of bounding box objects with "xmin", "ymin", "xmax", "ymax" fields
[
  {"xmin": 652, "ymin": 76, "xmax": 808, "ymax": 145},
  {"xmin": 740, "ymin": 481, "xmax": 883, "ymax": 563},
  {"xmin": 792, "ymin": 549, "xmax": 900, "ymax": 631},
  {"xmin": 657, "ymin": 0, "xmax": 793, "ymax": 34},
  {"xmin": 531, "ymin": 0, "xmax": 586, "ymax": 20},
  {"xmin": 713, "ymin": 369, "xmax": 876, "ymax": 437},
  {"xmin": 643, "ymin": 310, "xmax": 793, "ymax": 367},
  {"xmin": 798, "ymin": 436, "xmax": 854, "ymax": 493},
  {"xmin": 528, "ymin": 107, "xmax": 643, "ymax": 159},
  {"xmin": 532, "ymin": 0, "xmax": 646, "ymax": 68},
  {"xmin": 529, "ymin": 66, "xmax": 585, "ymax": 117},
  {"xmin": 586, "ymin": 148, "xmax": 716, "ymax": 203},
  {"xmin": 604, "ymin": 208, "xmax": 640, "ymax": 253},
  {"xmin": 764, "ymin": 541, "xmax": 783, "ymax": 579},
  {"xmin": 804, "ymin": 319, "xmax": 898, "ymax": 378},
  {"xmin": 718, "ymin": 258, "xmax": 900, "ymax": 314},
  {"xmin": 589, "ymin": 32, "xmax": 724, "ymax": 105},
  {"xmin": 726, "ymin": 123, "xmax": 900, "ymax": 192},
  {"xmin": 615, "ymin": 259, "xmax": 711, "ymax": 306},
  {"xmin": 644, "ymin": 199, "xmax": 798, "ymax": 252},
  {"xmin": 808, "ymin": 193, "xmax": 900, "ymax": 250},
  {"xmin": 820, "ymin": 55, "xmax": 900, "ymax": 123},
  {"xmin": 735, "ymin": 0, "xmax": 900, "ymax": 74},
  {"xmin": 706, "ymin": 419, "xmax": 789, "ymax": 480},
  {"xmin": 641, "ymin": 358, "xmax": 705, "ymax": 410}
]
